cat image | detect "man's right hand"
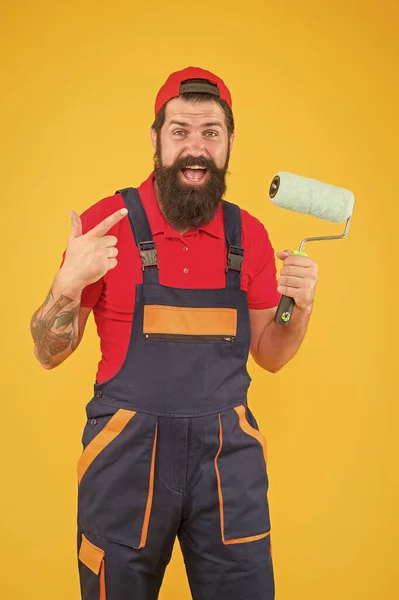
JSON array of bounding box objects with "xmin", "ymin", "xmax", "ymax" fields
[{"xmin": 57, "ymin": 207, "xmax": 129, "ymax": 294}]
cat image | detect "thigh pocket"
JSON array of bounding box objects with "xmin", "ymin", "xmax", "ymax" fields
[
  {"xmin": 78, "ymin": 534, "xmax": 106, "ymax": 600},
  {"xmin": 78, "ymin": 408, "xmax": 158, "ymax": 549},
  {"xmin": 214, "ymin": 405, "xmax": 271, "ymax": 545}
]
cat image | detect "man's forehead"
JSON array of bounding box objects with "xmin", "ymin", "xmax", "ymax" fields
[{"xmin": 164, "ymin": 97, "xmax": 225, "ymax": 124}]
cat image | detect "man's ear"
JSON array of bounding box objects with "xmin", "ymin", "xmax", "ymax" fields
[
  {"xmin": 229, "ymin": 132, "xmax": 235, "ymax": 152},
  {"xmin": 150, "ymin": 128, "xmax": 157, "ymax": 152}
]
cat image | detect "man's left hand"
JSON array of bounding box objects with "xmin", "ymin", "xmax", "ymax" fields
[{"xmin": 276, "ymin": 250, "xmax": 318, "ymax": 309}]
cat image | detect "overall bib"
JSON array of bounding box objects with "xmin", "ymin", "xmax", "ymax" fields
[{"xmin": 77, "ymin": 188, "xmax": 275, "ymax": 600}]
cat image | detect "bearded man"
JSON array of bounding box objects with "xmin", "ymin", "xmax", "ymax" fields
[{"xmin": 30, "ymin": 67, "xmax": 318, "ymax": 600}]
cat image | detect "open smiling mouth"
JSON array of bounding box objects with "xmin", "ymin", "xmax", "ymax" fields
[{"xmin": 180, "ymin": 166, "xmax": 209, "ymax": 184}]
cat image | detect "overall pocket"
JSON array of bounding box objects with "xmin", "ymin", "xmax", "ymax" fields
[
  {"xmin": 78, "ymin": 534, "xmax": 106, "ymax": 600},
  {"xmin": 78, "ymin": 408, "xmax": 158, "ymax": 549},
  {"xmin": 214, "ymin": 405, "xmax": 271, "ymax": 544},
  {"xmin": 142, "ymin": 305, "xmax": 237, "ymax": 400},
  {"xmin": 78, "ymin": 409, "xmax": 136, "ymax": 484}
]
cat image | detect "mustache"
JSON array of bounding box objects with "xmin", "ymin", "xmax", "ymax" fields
[{"xmin": 165, "ymin": 154, "xmax": 220, "ymax": 173}]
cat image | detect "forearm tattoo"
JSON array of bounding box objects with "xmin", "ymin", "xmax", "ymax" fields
[{"xmin": 30, "ymin": 290, "xmax": 80, "ymax": 366}]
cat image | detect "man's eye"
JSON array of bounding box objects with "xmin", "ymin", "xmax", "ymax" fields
[
  {"xmin": 204, "ymin": 131, "xmax": 218, "ymax": 137},
  {"xmin": 173, "ymin": 130, "xmax": 186, "ymax": 136}
]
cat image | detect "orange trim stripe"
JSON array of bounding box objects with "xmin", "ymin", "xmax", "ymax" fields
[
  {"xmin": 78, "ymin": 409, "xmax": 136, "ymax": 484},
  {"xmin": 136, "ymin": 423, "xmax": 158, "ymax": 549},
  {"xmin": 214, "ymin": 414, "xmax": 225, "ymax": 543},
  {"xmin": 100, "ymin": 559, "xmax": 106, "ymax": 600},
  {"xmin": 143, "ymin": 305, "xmax": 237, "ymax": 337},
  {"xmin": 223, "ymin": 531, "xmax": 271, "ymax": 545},
  {"xmin": 215, "ymin": 412, "xmax": 271, "ymax": 545},
  {"xmin": 79, "ymin": 534, "xmax": 104, "ymax": 575},
  {"xmin": 234, "ymin": 405, "xmax": 267, "ymax": 463}
]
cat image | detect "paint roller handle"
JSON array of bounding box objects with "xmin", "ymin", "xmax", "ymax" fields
[
  {"xmin": 274, "ymin": 295, "xmax": 295, "ymax": 325},
  {"xmin": 274, "ymin": 250, "xmax": 308, "ymax": 325}
]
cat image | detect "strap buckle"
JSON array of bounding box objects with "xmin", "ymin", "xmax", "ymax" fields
[
  {"xmin": 226, "ymin": 246, "xmax": 244, "ymax": 273},
  {"xmin": 139, "ymin": 241, "xmax": 159, "ymax": 270}
]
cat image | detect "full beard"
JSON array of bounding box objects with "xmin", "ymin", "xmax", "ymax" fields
[{"xmin": 153, "ymin": 147, "xmax": 229, "ymax": 231}]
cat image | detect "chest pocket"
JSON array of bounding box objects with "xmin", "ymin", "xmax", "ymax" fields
[{"xmin": 142, "ymin": 305, "xmax": 237, "ymax": 406}]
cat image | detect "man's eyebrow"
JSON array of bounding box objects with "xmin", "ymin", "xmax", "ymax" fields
[
  {"xmin": 168, "ymin": 120, "xmax": 190, "ymax": 127},
  {"xmin": 167, "ymin": 120, "xmax": 223, "ymax": 128}
]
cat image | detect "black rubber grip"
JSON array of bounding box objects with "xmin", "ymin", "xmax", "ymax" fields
[{"xmin": 274, "ymin": 295, "xmax": 295, "ymax": 326}]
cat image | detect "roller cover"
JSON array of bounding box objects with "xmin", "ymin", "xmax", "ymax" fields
[{"xmin": 270, "ymin": 172, "xmax": 354, "ymax": 223}]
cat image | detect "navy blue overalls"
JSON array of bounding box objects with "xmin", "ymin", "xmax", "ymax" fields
[{"xmin": 77, "ymin": 187, "xmax": 275, "ymax": 600}]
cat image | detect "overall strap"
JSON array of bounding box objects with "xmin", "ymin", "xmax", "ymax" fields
[
  {"xmin": 222, "ymin": 200, "xmax": 244, "ymax": 290},
  {"xmin": 116, "ymin": 187, "xmax": 160, "ymax": 285}
]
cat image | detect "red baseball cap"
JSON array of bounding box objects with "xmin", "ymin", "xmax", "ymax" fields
[{"xmin": 154, "ymin": 66, "xmax": 232, "ymax": 116}]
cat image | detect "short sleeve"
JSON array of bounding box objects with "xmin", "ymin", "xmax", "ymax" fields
[{"xmin": 244, "ymin": 218, "xmax": 281, "ymax": 310}]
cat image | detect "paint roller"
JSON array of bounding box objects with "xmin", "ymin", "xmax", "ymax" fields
[{"xmin": 269, "ymin": 171, "xmax": 355, "ymax": 325}]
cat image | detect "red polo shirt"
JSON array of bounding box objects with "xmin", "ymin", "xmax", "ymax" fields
[{"xmin": 69, "ymin": 173, "xmax": 280, "ymax": 383}]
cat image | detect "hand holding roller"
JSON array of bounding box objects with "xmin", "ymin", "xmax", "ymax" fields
[{"xmin": 269, "ymin": 172, "xmax": 355, "ymax": 325}]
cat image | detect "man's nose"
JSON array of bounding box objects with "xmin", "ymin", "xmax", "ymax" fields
[{"xmin": 185, "ymin": 132, "xmax": 206, "ymax": 156}]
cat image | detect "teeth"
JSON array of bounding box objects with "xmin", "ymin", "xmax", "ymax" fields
[{"xmin": 187, "ymin": 166, "xmax": 206, "ymax": 170}]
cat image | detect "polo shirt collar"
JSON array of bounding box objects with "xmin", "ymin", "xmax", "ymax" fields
[{"xmin": 137, "ymin": 172, "xmax": 224, "ymax": 240}]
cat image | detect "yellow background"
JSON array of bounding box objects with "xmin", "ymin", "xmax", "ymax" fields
[{"xmin": 1, "ymin": 0, "xmax": 398, "ymax": 598}]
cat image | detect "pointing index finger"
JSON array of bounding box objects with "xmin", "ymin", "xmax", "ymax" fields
[{"xmin": 88, "ymin": 208, "xmax": 128, "ymax": 237}]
